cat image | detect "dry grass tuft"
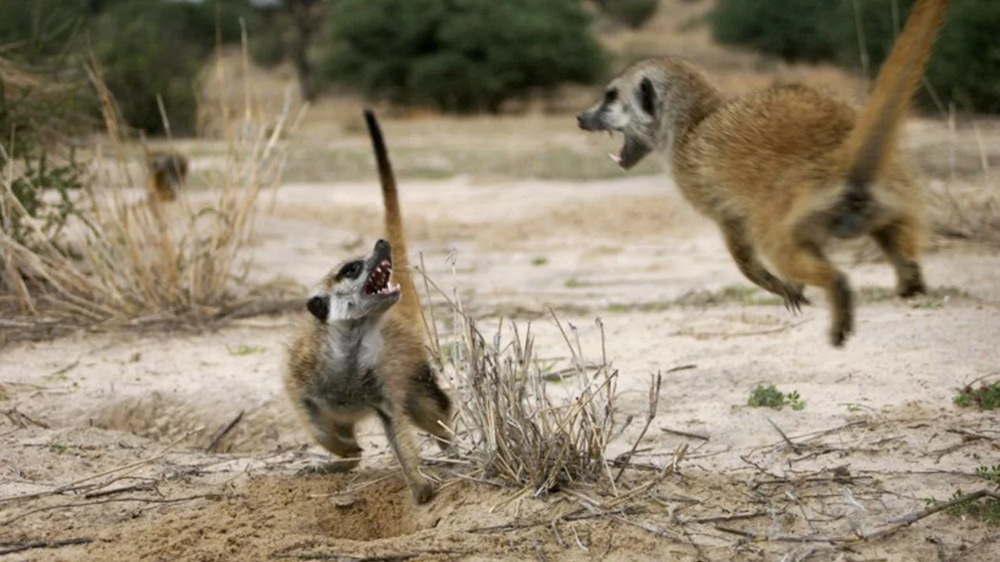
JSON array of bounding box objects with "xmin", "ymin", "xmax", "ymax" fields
[
  {"xmin": 0, "ymin": 40, "xmax": 301, "ymax": 342},
  {"xmin": 932, "ymin": 115, "xmax": 1000, "ymax": 247},
  {"xmin": 417, "ymin": 258, "xmax": 649, "ymax": 498}
]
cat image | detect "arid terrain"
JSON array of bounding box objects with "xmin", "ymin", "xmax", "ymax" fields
[{"xmin": 2, "ymin": 2, "xmax": 998, "ymax": 561}]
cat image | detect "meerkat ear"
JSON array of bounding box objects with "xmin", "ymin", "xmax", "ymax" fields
[
  {"xmin": 639, "ymin": 77, "xmax": 656, "ymax": 116},
  {"xmin": 307, "ymin": 295, "xmax": 330, "ymax": 322}
]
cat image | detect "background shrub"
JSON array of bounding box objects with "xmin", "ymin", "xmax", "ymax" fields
[
  {"xmin": 711, "ymin": 0, "xmax": 1000, "ymax": 114},
  {"xmin": 602, "ymin": 0, "xmax": 662, "ymax": 30},
  {"xmin": 711, "ymin": 0, "xmax": 841, "ymax": 63},
  {"xmin": 325, "ymin": 0, "xmax": 607, "ymax": 113},
  {"xmin": 89, "ymin": 0, "xmax": 256, "ymax": 135}
]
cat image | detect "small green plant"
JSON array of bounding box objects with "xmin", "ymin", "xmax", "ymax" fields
[
  {"xmin": 47, "ymin": 441, "xmax": 71, "ymax": 454},
  {"xmin": 941, "ymin": 466, "xmax": 1000, "ymax": 525},
  {"xmin": 228, "ymin": 344, "xmax": 267, "ymax": 357},
  {"xmin": 0, "ymin": 387, "xmax": 8, "ymax": 401},
  {"xmin": 748, "ymin": 384, "xmax": 805, "ymax": 411},
  {"xmin": 531, "ymin": 256, "xmax": 548, "ymax": 266},
  {"xmin": 564, "ymin": 277, "xmax": 585, "ymax": 288},
  {"xmin": 954, "ymin": 381, "xmax": 1000, "ymax": 411}
]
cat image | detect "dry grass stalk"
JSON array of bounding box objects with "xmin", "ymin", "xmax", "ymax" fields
[
  {"xmin": 417, "ymin": 261, "xmax": 641, "ymax": 498},
  {"xmin": 0, "ymin": 37, "xmax": 299, "ymax": 339},
  {"xmin": 932, "ymin": 107, "xmax": 1000, "ymax": 246}
]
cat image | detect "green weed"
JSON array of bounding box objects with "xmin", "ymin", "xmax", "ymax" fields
[
  {"xmin": 954, "ymin": 381, "xmax": 1000, "ymax": 411},
  {"xmin": 748, "ymin": 384, "xmax": 805, "ymax": 411}
]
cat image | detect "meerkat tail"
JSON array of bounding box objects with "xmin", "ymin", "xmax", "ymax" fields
[
  {"xmin": 841, "ymin": 0, "xmax": 948, "ymax": 193},
  {"xmin": 363, "ymin": 109, "xmax": 425, "ymax": 329}
]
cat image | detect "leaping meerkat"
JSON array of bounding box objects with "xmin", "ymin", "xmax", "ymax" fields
[
  {"xmin": 147, "ymin": 150, "xmax": 189, "ymax": 202},
  {"xmin": 576, "ymin": 0, "xmax": 949, "ymax": 347},
  {"xmin": 283, "ymin": 110, "xmax": 452, "ymax": 504}
]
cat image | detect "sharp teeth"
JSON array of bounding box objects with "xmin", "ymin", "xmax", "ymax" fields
[{"xmin": 608, "ymin": 152, "xmax": 621, "ymax": 164}]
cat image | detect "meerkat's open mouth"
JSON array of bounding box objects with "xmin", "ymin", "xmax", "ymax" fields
[
  {"xmin": 606, "ymin": 132, "xmax": 651, "ymax": 171},
  {"xmin": 365, "ymin": 259, "xmax": 400, "ymax": 297}
]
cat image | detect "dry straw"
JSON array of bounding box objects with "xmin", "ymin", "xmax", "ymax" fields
[
  {"xmin": 0, "ymin": 31, "xmax": 300, "ymax": 341},
  {"xmin": 415, "ymin": 256, "xmax": 659, "ymax": 498}
]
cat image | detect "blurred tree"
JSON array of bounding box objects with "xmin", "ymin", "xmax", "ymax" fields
[
  {"xmin": 88, "ymin": 0, "xmax": 257, "ymax": 135},
  {"xmin": 0, "ymin": 0, "xmax": 89, "ymax": 64},
  {"xmin": 711, "ymin": 0, "xmax": 840, "ymax": 63},
  {"xmin": 325, "ymin": 0, "xmax": 606, "ymax": 113},
  {"xmin": 287, "ymin": 0, "xmax": 325, "ymax": 102},
  {"xmin": 711, "ymin": 0, "xmax": 1000, "ymax": 114}
]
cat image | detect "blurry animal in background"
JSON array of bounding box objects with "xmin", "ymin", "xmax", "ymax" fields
[{"xmin": 147, "ymin": 150, "xmax": 188, "ymax": 202}]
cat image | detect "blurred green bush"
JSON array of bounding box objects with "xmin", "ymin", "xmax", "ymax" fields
[
  {"xmin": 325, "ymin": 0, "xmax": 607, "ymax": 113},
  {"xmin": 711, "ymin": 0, "xmax": 1000, "ymax": 114},
  {"xmin": 603, "ymin": 0, "xmax": 661, "ymax": 30},
  {"xmin": 711, "ymin": 0, "xmax": 841, "ymax": 63},
  {"xmin": 89, "ymin": 0, "xmax": 256, "ymax": 135}
]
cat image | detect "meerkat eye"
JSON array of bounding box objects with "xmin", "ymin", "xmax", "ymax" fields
[
  {"xmin": 604, "ymin": 89, "xmax": 618, "ymax": 104},
  {"xmin": 335, "ymin": 260, "xmax": 364, "ymax": 281}
]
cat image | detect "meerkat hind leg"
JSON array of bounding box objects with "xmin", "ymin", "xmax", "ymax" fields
[
  {"xmin": 722, "ymin": 221, "xmax": 810, "ymax": 313},
  {"xmin": 871, "ymin": 220, "xmax": 927, "ymax": 298},
  {"xmin": 774, "ymin": 241, "xmax": 854, "ymax": 347}
]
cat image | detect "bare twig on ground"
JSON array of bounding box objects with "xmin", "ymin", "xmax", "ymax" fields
[
  {"xmin": 614, "ymin": 372, "xmax": 662, "ymax": 483},
  {"xmin": 0, "ymin": 494, "xmax": 212, "ymax": 527},
  {"xmin": 206, "ymin": 411, "xmax": 245, "ymax": 453},
  {"xmin": 660, "ymin": 427, "xmax": 709, "ymax": 441},
  {"xmin": 0, "ymin": 537, "xmax": 93, "ymax": 556},
  {"xmin": 0, "ymin": 426, "xmax": 203, "ymax": 504},
  {"xmin": 272, "ymin": 550, "xmax": 468, "ymax": 561},
  {"xmin": 714, "ymin": 489, "xmax": 1000, "ymax": 545}
]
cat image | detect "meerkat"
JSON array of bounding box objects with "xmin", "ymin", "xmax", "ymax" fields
[
  {"xmin": 576, "ymin": 0, "xmax": 948, "ymax": 347},
  {"xmin": 283, "ymin": 110, "xmax": 452, "ymax": 504},
  {"xmin": 146, "ymin": 150, "xmax": 188, "ymax": 202}
]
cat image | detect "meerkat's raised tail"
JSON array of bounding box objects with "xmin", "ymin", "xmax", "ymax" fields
[
  {"xmin": 841, "ymin": 0, "xmax": 948, "ymax": 197},
  {"xmin": 363, "ymin": 109, "xmax": 424, "ymax": 328}
]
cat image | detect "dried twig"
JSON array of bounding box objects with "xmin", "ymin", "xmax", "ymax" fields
[
  {"xmin": 614, "ymin": 373, "xmax": 662, "ymax": 483},
  {"xmin": 0, "ymin": 494, "xmax": 211, "ymax": 527},
  {"xmin": 206, "ymin": 410, "xmax": 245, "ymax": 453},
  {"xmin": 660, "ymin": 427, "xmax": 709, "ymax": 441},
  {"xmin": 272, "ymin": 549, "xmax": 467, "ymax": 561},
  {"xmin": 0, "ymin": 425, "xmax": 203, "ymax": 504},
  {"xmin": 0, "ymin": 537, "xmax": 93, "ymax": 556}
]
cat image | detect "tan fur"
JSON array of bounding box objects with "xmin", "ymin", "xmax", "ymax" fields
[
  {"xmin": 146, "ymin": 150, "xmax": 188, "ymax": 202},
  {"xmin": 577, "ymin": 0, "xmax": 948, "ymax": 347},
  {"xmin": 283, "ymin": 111, "xmax": 452, "ymax": 504}
]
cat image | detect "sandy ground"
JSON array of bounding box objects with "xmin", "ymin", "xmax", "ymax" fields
[
  {"xmin": 2, "ymin": 168, "xmax": 999, "ymax": 561},
  {"xmin": 3, "ymin": 2, "xmax": 1000, "ymax": 559}
]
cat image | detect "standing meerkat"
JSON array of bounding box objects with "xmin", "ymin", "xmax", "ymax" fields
[
  {"xmin": 577, "ymin": 0, "xmax": 949, "ymax": 347},
  {"xmin": 147, "ymin": 150, "xmax": 189, "ymax": 202},
  {"xmin": 283, "ymin": 110, "xmax": 452, "ymax": 504}
]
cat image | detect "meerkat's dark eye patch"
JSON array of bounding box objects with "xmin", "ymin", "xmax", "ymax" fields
[
  {"xmin": 639, "ymin": 77, "xmax": 656, "ymax": 115},
  {"xmin": 335, "ymin": 260, "xmax": 364, "ymax": 281},
  {"xmin": 604, "ymin": 88, "xmax": 618, "ymax": 105},
  {"xmin": 307, "ymin": 294, "xmax": 330, "ymax": 321}
]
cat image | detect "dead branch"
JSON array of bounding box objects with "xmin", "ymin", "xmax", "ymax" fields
[
  {"xmin": 0, "ymin": 426, "xmax": 203, "ymax": 504},
  {"xmin": 660, "ymin": 427, "xmax": 709, "ymax": 441},
  {"xmin": 0, "ymin": 494, "xmax": 212, "ymax": 527},
  {"xmin": 271, "ymin": 549, "xmax": 468, "ymax": 561},
  {"xmin": 0, "ymin": 537, "xmax": 93, "ymax": 556},
  {"xmin": 206, "ymin": 410, "xmax": 245, "ymax": 453},
  {"xmin": 766, "ymin": 417, "xmax": 802, "ymax": 454},
  {"xmin": 614, "ymin": 372, "xmax": 662, "ymax": 483}
]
